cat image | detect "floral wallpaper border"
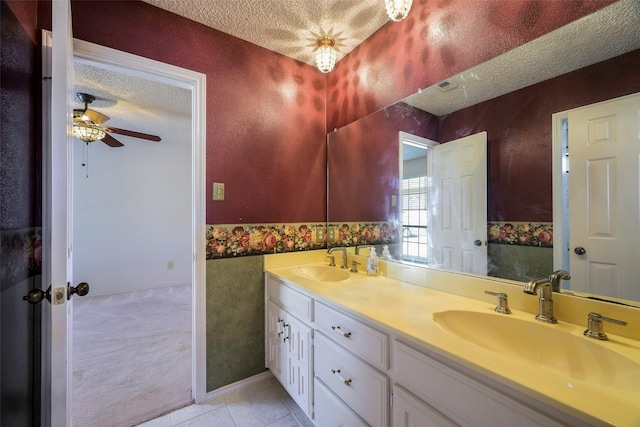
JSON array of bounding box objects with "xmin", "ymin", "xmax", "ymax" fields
[
  {"xmin": 206, "ymin": 222, "xmax": 401, "ymax": 260},
  {"xmin": 326, "ymin": 222, "xmax": 400, "ymax": 248},
  {"xmin": 487, "ymin": 221, "xmax": 553, "ymax": 248}
]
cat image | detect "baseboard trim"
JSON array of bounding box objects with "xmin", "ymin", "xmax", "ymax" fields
[
  {"xmin": 205, "ymin": 371, "xmax": 274, "ymax": 401},
  {"xmin": 86, "ymin": 281, "xmax": 192, "ymax": 297}
]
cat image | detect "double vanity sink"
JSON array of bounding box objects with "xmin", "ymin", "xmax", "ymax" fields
[{"xmin": 266, "ymin": 255, "xmax": 640, "ymax": 426}]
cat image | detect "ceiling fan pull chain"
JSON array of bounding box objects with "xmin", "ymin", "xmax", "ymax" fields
[{"xmin": 82, "ymin": 141, "xmax": 90, "ymax": 178}]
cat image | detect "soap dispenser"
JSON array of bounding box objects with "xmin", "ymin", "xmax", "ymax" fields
[
  {"xmin": 367, "ymin": 247, "xmax": 379, "ymax": 276},
  {"xmin": 381, "ymin": 245, "xmax": 392, "ymax": 260}
]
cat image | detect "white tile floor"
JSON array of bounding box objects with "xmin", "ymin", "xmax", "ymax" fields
[{"xmin": 138, "ymin": 375, "xmax": 314, "ymax": 427}]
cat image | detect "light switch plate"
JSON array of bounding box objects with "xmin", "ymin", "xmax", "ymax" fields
[{"xmin": 213, "ymin": 182, "xmax": 225, "ymax": 201}]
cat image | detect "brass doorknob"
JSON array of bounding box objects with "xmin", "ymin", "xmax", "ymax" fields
[
  {"xmin": 68, "ymin": 282, "xmax": 90, "ymax": 300},
  {"xmin": 23, "ymin": 286, "xmax": 51, "ymax": 304}
]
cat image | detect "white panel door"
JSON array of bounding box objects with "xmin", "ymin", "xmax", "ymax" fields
[
  {"xmin": 43, "ymin": 1, "xmax": 74, "ymax": 425},
  {"xmin": 429, "ymin": 132, "xmax": 487, "ymax": 275},
  {"xmin": 568, "ymin": 93, "xmax": 640, "ymax": 300}
]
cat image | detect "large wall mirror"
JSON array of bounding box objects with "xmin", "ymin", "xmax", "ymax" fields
[{"xmin": 327, "ymin": 1, "xmax": 640, "ymax": 306}]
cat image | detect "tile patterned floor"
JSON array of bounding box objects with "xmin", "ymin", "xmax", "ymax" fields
[{"xmin": 138, "ymin": 376, "xmax": 314, "ymax": 427}]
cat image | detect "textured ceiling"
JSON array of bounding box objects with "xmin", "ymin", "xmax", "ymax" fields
[
  {"xmin": 73, "ymin": 61, "xmax": 191, "ymax": 146},
  {"xmin": 141, "ymin": 0, "xmax": 390, "ymax": 66},
  {"xmin": 405, "ymin": 0, "xmax": 640, "ymax": 116}
]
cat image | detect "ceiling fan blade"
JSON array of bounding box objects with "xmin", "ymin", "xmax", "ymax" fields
[
  {"xmin": 84, "ymin": 109, "xmax": 110, "ymax": 125},
  {"xmin": 101, "ymin": 133, "xmax": 125, "ymax": 147},
  {"xmin": 104, "ymin": 126, "xmax": 161, "ymax": 142}
]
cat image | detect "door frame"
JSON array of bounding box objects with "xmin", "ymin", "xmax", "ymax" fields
[
  {"xmin": 43, "ymin": 34, "xmax": 208, "ymax": 420},
  {"xmin": 72, "ymin": 39, "xmax": 207, "ymax": 403},
  {"xmin": 552, "ymin": 111, "xmax": 569, "ymax": 273}
]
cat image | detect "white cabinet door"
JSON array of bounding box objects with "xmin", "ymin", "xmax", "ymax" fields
[
  {"xmin": 393, "ymin": 385, "xmax": 456, "ymax": 427},
  {"xmin": 266, "ymin": 300, "xmax": 285, "ymax": 384},
  {"xmin": 265, "ymin": 293, "xmax": 313, "ymax": 418},
  {"xmin": 284, "ymin": 315, "xmax": 313, "ymax": 416}
]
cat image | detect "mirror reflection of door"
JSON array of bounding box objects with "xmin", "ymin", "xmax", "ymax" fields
[
  {"xmin": 428, "ymin": 132, "xmax": 488, "ymax": 275},
  {"xmin": 562, "ymin": 92, "xmax": 640, "ymax": 301}
]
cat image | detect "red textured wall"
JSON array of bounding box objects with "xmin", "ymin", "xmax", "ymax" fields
[
  {"xmin": 328, "ymin": 103, "xmax": 438, "ymax": 222},
  {"xmin": 69, "ymin": 0, "xmax": 327, "ymax": 224},
  {"xmin": 327, "ymin": 0, "xmax": 616, "ymax": 130},
  {"xmin": 439, "ymin": 49, "xmax": 640, "ymax": 222}
]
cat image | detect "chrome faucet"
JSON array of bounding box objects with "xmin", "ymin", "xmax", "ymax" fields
[
  {"xmin": 355, "ymin": 245, "xmax": 375, "ymax": 255},
  {"xmin": 523, "ymin": 278, "xmax": 557, "ymax": 323},
  {"xmin": 549, "ymin": 270, "xmax": 571, "ymax": 292},
  {"xmin": 327, "ymin": 247, "xmax": 348, "ymax": 269}
]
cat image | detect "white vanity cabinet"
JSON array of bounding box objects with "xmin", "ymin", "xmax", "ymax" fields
[
  {"xmin": 265, "ymin": 267, "xmax": 597, "ymax": 427},
  {"xmin": 265, "ymin": 275, "xmax": 313, "ymax": 418}
]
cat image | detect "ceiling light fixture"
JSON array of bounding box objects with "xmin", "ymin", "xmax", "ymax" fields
[
  {"xmin": 73, "ymin": 122, "xmax": 106, "ymax": 143},
  {"xmin": 385, "ymin": 0, "xmax": 413, "ymax": 22},
  {"xmin": 315, "ymin": 36, "xmax": 337, "ymax": 74}
]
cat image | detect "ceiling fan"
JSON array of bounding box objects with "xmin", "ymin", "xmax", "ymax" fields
[{"xmin": 73, "ymin": 92, "xmax": 162, "ymax": 147}]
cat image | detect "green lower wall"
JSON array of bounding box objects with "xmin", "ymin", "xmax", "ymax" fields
[
  {"xmin": 487, "ymin": 244, "xmax": 553, "ymax": 282},
  {"xmin": 206, "ymin": 256, "xmax": 266, "ymax": 391}
]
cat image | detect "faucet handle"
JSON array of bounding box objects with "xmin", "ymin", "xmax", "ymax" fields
[
  {"xmin": 584, "ymin": 312, "xmax": 627, "ymax": 340},
  {"xmin": 350, "ymin": 261, "xmax": 360, "ymax": 273},
  {"xmin": 484, "ymin": 290, "xmax": 511, "ymax": 314},
  {"xmin": 327, "ymin": 255, "xmax": 336, "ymax": 267}
]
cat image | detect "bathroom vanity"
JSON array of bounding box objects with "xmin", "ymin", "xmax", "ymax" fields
[{"xmin": 264, "ymin": 252, "xmax": 640, "ymax": 427}]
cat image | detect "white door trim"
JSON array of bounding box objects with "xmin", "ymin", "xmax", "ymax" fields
[
  {"xmin": 72, "ymin": 39, "xmax": 208, "ymax": 403},
  {"xmin": 552, "ymin": 111, "xmax": 568, "ymax": 273}
]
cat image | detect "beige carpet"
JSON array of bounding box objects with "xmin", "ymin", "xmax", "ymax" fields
[{"xmin": 72, "ymin": 283, "xmax": 192, "ymax": 427}]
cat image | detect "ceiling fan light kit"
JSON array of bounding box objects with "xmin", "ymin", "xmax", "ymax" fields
[
  {"xmin": 72, "ymin": 92, "xmax": 161, "ymax": 147},
  {"xmin": 72, "ymin": 122, "xmax": 106, "ymax": 143}
]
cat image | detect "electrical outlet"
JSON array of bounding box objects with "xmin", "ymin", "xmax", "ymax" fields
[
  {"xmin": 167, "ymin": 261, "xmax": 174, "ymax": 270},
  {"xmin": 316, "ymin": 227, "xmax": 325, "ymax": 242},
  {"xmin": 327, "ymin": 226, "xmax": 335, "ymax": 242},
  {"xmin": 212, "ymin": 182, "xmax": 225, "ymax": 201}
]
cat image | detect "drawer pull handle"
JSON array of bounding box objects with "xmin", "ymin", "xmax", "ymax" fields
[
  {"xmin": 331, "ymin": 325, "xmax": 352, "ymax": 339},
  {"xmin": 331, "ymin": 369, "xmax": 352, "ymax": 387}
]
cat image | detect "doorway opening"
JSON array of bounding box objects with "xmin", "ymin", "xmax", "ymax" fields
[{"xmin": 71, "ymin": 39, "xmax": 206, "ymax": 424}]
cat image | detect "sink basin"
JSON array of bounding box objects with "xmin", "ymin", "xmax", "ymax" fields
[
  {"xmin": 433, "ymin": 310, "xmax": 640, "ymax": 390},
  {"xmin": 290, "ymin": 266, "xmax": 350, "ymax": 282}
]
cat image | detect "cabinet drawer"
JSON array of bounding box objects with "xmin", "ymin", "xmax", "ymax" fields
[
  {"xmin": 315, "ymin": 301, "xmax": 388, "ymax": 370},
  {"xmin": 393, "ymin": 341, "xmax": 565, "ymax": 427},
  {"xmin": 392, "ymin": 384, "xmax": 456, "ymax": 427},
  {"xmin": 266, "ymin": 276, "xmax": 313, "ymax": 322},
  {"xmin": 315, "ymin": 332, "xmax": 389, "ymax": 427},
  {"xmin": 315, "ymin": 378, "xmax": 368, "ymax": 427}
]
